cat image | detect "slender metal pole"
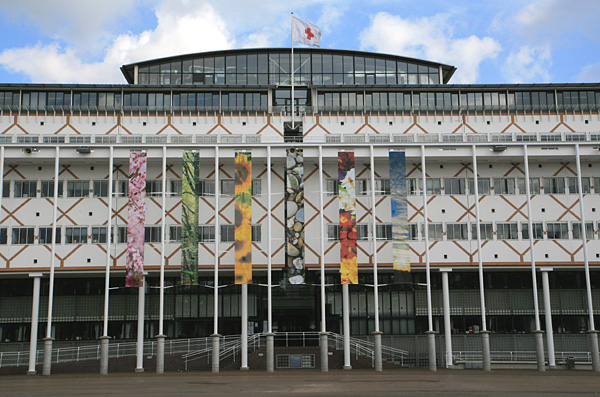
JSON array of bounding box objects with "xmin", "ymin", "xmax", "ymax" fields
[
  {"xmin": 156, "ymin": 145, "xmax": 167, "ymax": 374},
  {"xmin": 541, "ymin": 268, "xmax": 556, "ymax": 367},
  {"xmin": 27, "ymin": 273, "xmax": 42, "ymax": 375},
  {"xmin": 342, "ymin": 283, "xmax": 351, "ymax": 370},
  {"xmin": 241, "ymin": 284, "xmax": 249, "ymax": 370},
  {"xmin": 420, "ymin": 145, "xmax": 436, "ymax": 371},
  {"xmin": 441, "ymin": 269, "xmax": 453, "ymax": 368},
  {"xmin": 318, "ymin": 146, "xmax": 328, "ymax": 372},
  {"xmin": 43, "ymin": 146, "xmax": 60, "ymax": 376},
  {"xmin": 574, "ymin": 144, "xmax": 600, "ymax": 372},
  {"xmin": 135, "ymin": 279, "xmax": 145, "ymax": 372},
  {"xmin": 369, "ymin": 146, "xmax": 382, "ymax": 372},
  {"xmin": 266, "ymin": 146, "xmax": 274, "ymax": 373},
  {"xmin": 523, "ymin": 145, "xmax": 545, "ymax": 371},
  {"xmin": 471, "ymin": 144, "xmax": 490, "ymax": 371},
  {"xmin": 212, "ymin": 146, "xmax": 220, "ymax": 373},
  {"xmin": 100, "ymin": 146, "xmax": 114, "ymax": 375}
]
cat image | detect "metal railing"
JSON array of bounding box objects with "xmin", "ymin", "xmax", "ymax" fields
[{"xmin": 453, "ymin": 350, "xmax": 593, "ymax": 363}]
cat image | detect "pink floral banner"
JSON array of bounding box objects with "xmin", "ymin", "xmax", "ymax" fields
[{"xmin": 126, "ymin": 151, "xmax": 147, "ymax": 287}]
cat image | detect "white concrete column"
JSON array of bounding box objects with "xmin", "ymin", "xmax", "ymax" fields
[
  {"xmin": 266, "ymin": 146, "xmax": 274, "ymax": 373},
  {"xmin": 342, "ymin": 283, "xmax": 351, "ymax": 370},
  {"xmin": 100, "ymin": 146, "xmax": 114, "ymax": 376},
  {"xmin": 420, "ymin": 145, "xmax": 436, "ymax": 371},
  {"xmin": 471, "ymin": 145, "xmax": 490, "ymax": 371},
  {"xmin": 211, "ymin": 146, "xmax": 221, "ymax": 373},
  {"xmin": 27, "ymin": 273, "xmax": 43, "ymax": 375},
  {"xmin": 540, "ymin": 267, "xmax": 556, "ymax": 367},
  {"xmin": 241, "ymin": 283, "xmax": 249, "ymax": 370},
  {"xmin": 43, "ymin": 146, "xmax": 60, "ymax": 376},
  {"xmin": 156, "ymin": 145, "xmax": 167, "ymax": 374},
  {"xmin": 369, "ymin": 146, "xmax": 382, "ymax": 372},
  {"xmin": 574, "ymin": 144, "xmax": 600, "ymax": 372},
  {"xmin": 523, "ymin": 145, "xmax": 545, "ymax": 371},
  {"xmin": 135, "ymin": 279, "xmax": 145, "ymax": 373},
  {"xmin": 318, "ymin": 146, "xmax": 328, "ymax": 372},
  {"xmin": 440, "ymin": 268, "xmax": 453, "ymax": 368}
]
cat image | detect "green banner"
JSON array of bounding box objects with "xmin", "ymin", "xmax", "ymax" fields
[{"xmin": 181, "ymin": 151, "xmax": 200, "ymax": 285}]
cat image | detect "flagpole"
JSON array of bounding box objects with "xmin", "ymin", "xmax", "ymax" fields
[{"xmin": 291, "ymin": 12, "xmax": 295, "ymax": 130}]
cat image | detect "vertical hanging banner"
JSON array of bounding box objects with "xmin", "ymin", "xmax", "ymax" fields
[
  {"xmin": 286, "ymin": 148, "xmax": 305, "ymax": 284},
  {"xmin": 181, "ymin": 151, "xmax": 200, "ymax": 285},
  {"xmin": 234, "ymin": 152, "xmax": 252, "ymax": 284},
  {"xmin": 339, "ymin": 151, "xmax": 358, "ymax": 284},
  {"xmin": 389, "ymin": 151, "xmax": 410, "ymax": 283},
  {"xmin": 126, "ymin": 151, "xmax": 147, "ymax": 287}
]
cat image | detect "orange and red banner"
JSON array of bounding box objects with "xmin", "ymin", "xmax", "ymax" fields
[{"xmin": 339, "ymin": 151, "xmax": 357, "ymax": 284}]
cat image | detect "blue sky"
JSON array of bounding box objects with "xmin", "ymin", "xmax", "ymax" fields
[{"xmin": 0, "ymin": 0, "xmax": 598, "ymax": 85}]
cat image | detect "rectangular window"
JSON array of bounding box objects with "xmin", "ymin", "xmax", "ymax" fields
[
  {"xmin": 568, "ymin": 177, "xmax": 591, "ymax": 194},
  {"xmin": 493, "ymin": 178, "xmax": 516, "ymax": 195},
  {"xmin": 0, "ymin": 228, "xmax": 6, "ymax": 244},
  {"xmin": 67, "ymin": 180, "xmax": 90, "ymax": 198},
  {"xmin": 467, "ymin": 178, "xmax": 491, "ymax": 195},
  {"xmin": 13, "ymin": 181, "xmax": 37, "ymax": 198},
  {"xmin": 595, "ymin": 177, "xmax": 600, "ymax": 194},
  {"xmin": 326, "ymin": 179, "xmax": 339, "ymax": 195},
  {"xmin": 546, "ymin": 222, "xmax": 568, "ymax": 239},
  {"xmin": 198, "ymin": 225, "xmax": 215, "ymax": 242},
  {"xmin": 39, "ymin": 227, "xmax": 61, "ymax": 244},
  {"xmin": 356, "ymin": 179, "xmax": 369, "ymax": 196},
  {"xmin": 169, "ymin": 226, "xmax": 182, "ymax": 242},
  {"xmin": 171, "ymin": 180, "xmax": 182, "ymax": 196},
  {"xmin": 409, "ymin": 224, "xmax": 418, "ymax": 240},
  {"xmin": 2, "ymin": 181, "xmax": 9, "ymax": 198},
  {"xmin": 446, "ymin": 223, "xmax": 468, "ymax": 240},
  {"xmin": 521, "ymin": 222, "xmax": 543, "ymax": 240},
  {"xmin": 40, "ymin": 181, "xmax": 63, "ymax": 198},
  {"xmin": 376, "ymin": 224, "xmax": 392, "ymax": 240},
  {"xmin": 426, "ymin": 178, "xmax": 441, "ymax": 195},
  {"xmin": 517, "ymin": 178, "xmax": 541, "ymax": 195},
  {"xmin": 471, "ymin": 223, "xmax": 494, "ymax": 240},
  {"xmin": 65, "ymin": 226, "xmax": 88, "ymax": 244},
  {"xmin": 327, "ymin": 224, "xmax": 340, "ymax": 240},
  {"xmin": 117, "ymin": 226, "xmax": 127, "ymax": 244},
  {"xmin": 252, "ymin": 179, "xmax": 262, "ymax": 196},
  {"xmin": 572, "ymin": 222, "xmax": 594, "ymax": 240},
  {"xmin": 91, "ymin": 227, "xmax": 107, "ymax": 243},
  {"xmin": 427, "ymin": 223, "xmax": 443, "ymax": 240},
  {"xmin": 221, "ymin": 180, "xmax": 235, "ymax": 195},
  {"xmin": 219, "ymin": 225, "xmax": 259, "ymax": 242},
  {"xmin": 444, "ymin": 178, "xmax": 465, "ymax": 195},
  {"xmin": 251, "ymin": 225, "xmax": 261, "ymax": 242},
  {"xmin": 12, "ymin": 227, "xmax": 35, "ymax": 244},
  {"xmin": 144, "ymin": 226, "xmax": 162, "ymax": 243},
  {"xmin": 197, "ymin": 179, "xmax": 214, "ymax": 196},
  {"xmin": 118, "ymin": 180, "xmax": 129, "ymax": 196},
  {"xmin": 93, "ymin": 180, "xmax": 109, "ymax": 197},
  {"xmin": 408, "ymin": 179, "xmax": 419, "ymax": 195},
  {"xmin": 146, "ymin": 180, "xmax": 162, "ymax": 196},
  {"xmin": 356, "ymin": 224, "xmax": 369, "ymax": 240},
  {"xmin": 543, "ymin": 177, "xmax": 565, "ymax": 194},
  {"xmin": 496, "ymin": 223, "xmax": 518, "ymax": 239}
]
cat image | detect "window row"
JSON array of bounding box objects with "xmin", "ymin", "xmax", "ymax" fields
[
  {"xmin": 1, "ymin": 225, "xmax": 262, "ymax": 245},
  {"xmin": 324, "ymin": 221, "xmax": 598, "ymax": 241},
  {"xmin": 1, "ymin": 179, "xmax": 262, "ymax": 198}
]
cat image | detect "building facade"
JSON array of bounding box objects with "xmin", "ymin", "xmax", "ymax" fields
[{"xmin": 0, "ymin": 48, "xmax": 599, "ymax": 365}]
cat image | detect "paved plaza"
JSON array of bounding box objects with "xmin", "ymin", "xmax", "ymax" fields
[{"xmin": 1, "ymin": 369, "xmax": 599, "ymax": 396}]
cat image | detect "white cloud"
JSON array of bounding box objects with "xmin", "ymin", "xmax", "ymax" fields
[
  {"xmin": 515, "ymin": 0, "xmax": 600, "ymax": 39},
  {"xmin": 503, "ymin": 45, "xmax": 552, "ymax": 83},
  {"xmin": 0, "ymin": 1, "xmax": 234, "ymax": 83},
  {"xmin": 575, "ymin": 62, "xmax": 600, "ymax": 82},
  {"xmin": 359, "ymin": 12, "xmax": 501, "ymax": 83}
]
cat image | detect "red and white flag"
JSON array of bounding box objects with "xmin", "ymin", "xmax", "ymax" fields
[{"xmin": 292, "ymin": 16, "xmax": 321, "ymax": 47}]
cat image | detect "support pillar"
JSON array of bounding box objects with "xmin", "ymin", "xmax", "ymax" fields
[
  {"xmin": 100, "ymin": 335, "xmax": 110, "ymax": 375},
  {"xmin": 266, "ymin": 333, "xmax": 274, "ymax": 372},
  {"xmin": 373, "ymin": 331, "xmax": 383, "ymax": 372},
  {"xmin": 135, "ymin": 280, "xmax": 145, "ymax": 373},
  {"xmin": 588, "ymin": 331, "xmax": 600, "ymax": 372},
  {"xmin": 42, "ymin": 337, "xmax": 54, "ymax": 376},
  {"xmin": 319, "ymin": 332, "xmax": 329, "ymax": 372},
  {"xmin": 440, "ymin": 269, "xmax": 453, "ymax": 368},
  {"xmin": 27, "ymin": 273, "xmax": 42, "ymax": 375},
  {"xmin": 426, "ymin": 331, "xmax": 437, "ymax": 371},
  {"xmin": 481, "ymin": 330, "xmax": 491, "ymax": 372},
  {"xmin": 540, "ymin": 268, "xmax": 556, "ymax": 367},
  {"xmin": 342, "ymin": 284, "xmax": 351, "ymax": 370},
  {"xmin": 241, "ymin": 284, "xmax": 249, "ymax": 370},
  {"xmin": 156, "ymin": 335, "xmax": 166, "ymax": 374},
  {"xmin": 534, "ymin": 330, "xmax": 545, "ymax": 372},
  {"xmin": 211, "ymin": 334, "xmax": 220, "ymax": 373}
]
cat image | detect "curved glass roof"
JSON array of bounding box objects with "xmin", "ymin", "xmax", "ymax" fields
[{"xmin": 121, "ymin": 48, "xmax": 456, "ymax": 87}]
